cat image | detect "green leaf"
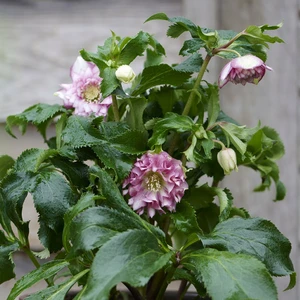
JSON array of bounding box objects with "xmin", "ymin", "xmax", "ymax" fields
[
  {"xmin": 196, "ymin": 203, "xmax": 220, "ymax": 234},
  {"xmin": 25, "ymin": 270, "xmax": 89, "ymax": 300},
  {"xmin": 63, "ymin": 192, "xmax": 97, "ymax": 252},
  {"xmin": 132, "ymin": 64, "xmax": 191, "ymax": 96},
  {"xmin": 123, "ymin": 97, "xmax": 148, "ymax": 131},
  {"xmin": 89, "ymin": 166, "xmax": 133, "ymax": 214},
  {"xmin": 0, "ymin": 231, "xmax": 18, "ymax": 284},
  {"xmin": 171, "ymin": 201, "xmax": 202, "ymax": 235},
  {"xmin": 219, "ymin": 123, "xmax": 247, "ymax": 155},
  {"xmin": 31, "ymin": 169, "xmax": 78, "ymax": 251},
  {"xmin": 207, "ymin": 84, "xmax": 220, "ymax": 129},
  {"xmin": 100, "ymin": 67, "xmax": 120, "ymax": 98},
  {"xmin": 200, "ymin": 217, "xmax": 294, "ymax": 277},
  {"xmin": 7, "ymin": 260, "xmax": 69, "ymax": 300},
  {"xmin": 119, "ymin": 31, "xmax": 149, "ymax": 65},
  {"xmin": 148, "ymin": 112, "xmax": 195, "ymax": 148},
  {"xmin": 51, "ymin": 157, "xmax": 90, "ymax": 189},
  {"xmin": 182, "ymin": 248, "xmax": 277, "ymax": 300},
  {"xmin": 92, "ymin": 145, "xmax": 134, "ymax": 180},
  {"xmin": 69, "ymin": 206, "xmax": 144, "ymax": 257},
  {"xmin": 5, "ymin": 104, "xmax": 67, "ymax": 139},
  {"xmin": 81, "ymin": 229, "xmax": 173, "ymax": 300},
  {"xmin": 174, "ymin": 53, "xmax": 203, "ymax": 73},
  {"xmin": 179, "ymin": 38, "xmax": 205, "ymax": 56},
  {"xmin": 0, "ymin": 171, "xmax": 36, "ymax": 235},
  {"xmin": 244, "ymin": 24, "xmax": 284, "ymax": 48},
  {"xmin": 62, "ymin": 115, "xmax": 103, "ymax": 148},
  {"xmin": 0, "ymin": 155, "xmax": 14, "ymax": 181},
  {"xmin": 184, "ymin": 183, "xmax": 215, "ymax": 210}
]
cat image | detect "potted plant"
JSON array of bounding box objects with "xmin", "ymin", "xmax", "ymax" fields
[{"xmin": 0, "ymin": 12, "xmax": 295, "ymax": 300}]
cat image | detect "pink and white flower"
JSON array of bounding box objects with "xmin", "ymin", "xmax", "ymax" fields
[
  {"xmin": 218, "ymin": 54, "xmax": 272, "ymax": 88},
  {"xmin": 123, "ymin": 151, "xmax": 188, "ymax": 218},
  {"xmin": 55, "ymin": 56, "xmax": 112, "ymax": 117}
]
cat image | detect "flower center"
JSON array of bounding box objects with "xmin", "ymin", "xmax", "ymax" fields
[
  {"xmin": 144, "ymin": 171, "xmax": 164, "ymax": 192},
  {"xmin": 82, "ymin": 84, "xmax": 100, "ymax": 102}
]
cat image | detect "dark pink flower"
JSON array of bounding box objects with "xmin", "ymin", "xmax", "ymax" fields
[
  {"xmin": 123, "ymin": 151, "xmax": 188, "ymax": 218},
  {"xmin": 55, "ymin": 56, "xmax": 112, "ymax": 117},
  {"xmin": 218, "ymin": 54, "xmax": 272, "ymax": 88}
]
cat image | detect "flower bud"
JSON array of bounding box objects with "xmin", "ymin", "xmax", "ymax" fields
[
  {"xmin": 115, "ymin": 65, "xmax": 136, "ymax": 83},
  {"xmin": 217, "ymin": 148, "xmax": 238, "ymax": 175},
  {"xmin": 218, "ymin": 54, "xmax": 272, "ymax": 88}
]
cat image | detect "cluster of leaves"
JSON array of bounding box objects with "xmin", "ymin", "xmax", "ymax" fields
[{"xmin": 0, "ymin": 12, "xmax": 294, "ymax": 300}]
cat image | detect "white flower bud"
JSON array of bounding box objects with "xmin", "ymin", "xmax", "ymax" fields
[
  {"xmin": 217, "ymin": 148, "xmax": 238, "ymax": 175},
  {"xmin": 115, "ymin": 65, "xmax": 136, "ymax": 83}
]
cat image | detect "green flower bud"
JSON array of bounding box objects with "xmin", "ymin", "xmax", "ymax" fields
[
  {"xmin": 115, "ymin": 65, "xmax": 136, "ymax": 83},
  {"xmin": 217, "ymin": 148, "xmax": 238, "ymax": 175}
]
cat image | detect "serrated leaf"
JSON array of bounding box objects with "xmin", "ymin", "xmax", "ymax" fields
[
  {"xmin": 200, "ymin": 217, "xmax": 294, "ymax": 277},
  {"xmin": 182, "ymin": 248, "xmax": 277, "ymax": 300},
  {"xmin": 92, "ymin": 144, "xmax": 134, "ymax": 180},
  {"xmin": 118, "ymin": 31, "xmax": 149, "ymax": 65},
  {"xmin": 31, "ymin": 169, "xmax": 78, "ymax": 251},
  {"xmin": 132, "ymin": 64, "xmax": 191, "ymax": 96},
  {"xmin": 0, "ymin": 232, "xmax": 18, "ymax": 284},
  {"xmin": 62, "ymin": 115, "xmax": 103, "ymax": 148},
  {"xmin": 148, "ymin": 112, "xmax": 195, "ymax": 148},
  {"xmin": 51, "ymin": 157, "xmax": 90, "ymax": 189},
  {"xmin": 0, "ymin": 155, "xmax": 14, "ymax": 181},
  {"xmin": 81, "ymin": 229, "xmax": 173, "ymax": 300},
  {"xmin": 171, "ymin": 201, "xmax": 202, "ymax": 235},
  {"xmin": 25, "ymin": 269, "xmax": 89, "ymax": 300},
  {"xmin": 89, "ymin": 166, "xmax": 133, "ymax": 215},
  {"xmin": 7, "ymin": 260, "xmax": 69, "ymax": 300},
  {"xmin": 174, "ymin": 52, "xmax": 203, "ymax": 73},
  {"xmin": 5, "ymin": 104, "xmax": 67, "ymax": 139},
  {"xmin": 179, "ymin": 38, "xmax": 205, "ymax": 56},
  {"xmin": 69, "ymin": 206, "xmax": 144, "ymax": 257},
  {"xmin": 0, "ymin": 171, "xmax": 36, "ymax": 235}
]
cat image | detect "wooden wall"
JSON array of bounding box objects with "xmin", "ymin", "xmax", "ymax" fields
[
  {"xmin": 0, "ymin": 0, "xmax": 299, "ymax": 299},
  {"xmin": 184, "ymin": 1, "xmax": 300, "ymax": 299}
]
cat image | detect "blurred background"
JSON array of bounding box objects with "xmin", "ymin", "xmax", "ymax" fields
[{"xmin": 0, "ymin": 0, "xmax": 299, "ymax": 299}]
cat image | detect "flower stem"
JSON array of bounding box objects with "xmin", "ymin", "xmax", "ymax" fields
[
  {"xmin": 111, "ymin": 94, "xmax": 120, "ymax": 121},
  {"xmin": 182, "ymin": 54, "xmax": 212, "ymax": 116}
]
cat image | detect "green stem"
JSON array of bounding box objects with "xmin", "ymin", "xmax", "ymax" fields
[
  {"xmin": 213, "ymin": 48, "xmax": 241, "ymax": 57},
  {"xmin": 168, "ymin": 54, "xmax": 212, "ymax": 155},
  {"xmin": 22, "ymin": 246, "xmax": 53, "ymax": 286},
  {"xmin": 156, "ymin": 265, "xmax": 177, "ymax": 300},
  {"xmin": 182, "ymin": 54, "xmax": 212, "ymax": 116},
  {"xmin": 212, "ymin": 31, "xmax": 244, "ymax": 55},
  {"xmin": 111, "ymin": 94, "xmax": 120, "ymax": 121}
]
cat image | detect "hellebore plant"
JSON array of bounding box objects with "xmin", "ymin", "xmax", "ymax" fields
[{"xmin": 0, "ymin": 13, "xmax": 295, "ymax": 300}]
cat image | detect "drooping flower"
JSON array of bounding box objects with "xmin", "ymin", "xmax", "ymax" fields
[
  {"xmin": 218, "ymin": 54, "xmax": 272, "ymax": 88},
  {"xmin": 123, "ymin": 151, "xmax": 188, "ymax": 218},
  {"xmin": 55, "ymin": 56, "xmax": 112, "ymax": 117},
  {"xmin": 115, "ymin": 65, "xmax": 136, "ymax": 83},
  {"xmin": 217, "ymin": 148, "xmax": 238, "ymax": 175}
]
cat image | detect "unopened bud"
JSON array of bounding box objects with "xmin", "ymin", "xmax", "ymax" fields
[
  {"xmin": 217, "ymin": 148, "xmax": 238, "ymax": 175},
  {"xmin": 115, "ymin": 65, "xmax": 136, "ymax": 83}
]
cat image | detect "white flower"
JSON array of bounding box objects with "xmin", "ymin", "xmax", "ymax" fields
[
  {"xmin": 217, "ymin": 148, "xmax": 238, "ymax": 175},
  {"xmin": 115, "ymin": 65, "xmax": 136, "ymax": 83}
]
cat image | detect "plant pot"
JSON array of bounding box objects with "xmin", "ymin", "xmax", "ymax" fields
[{"xmin": 20, "ymin": 290, "xmax": 209, "ymax": 299}]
